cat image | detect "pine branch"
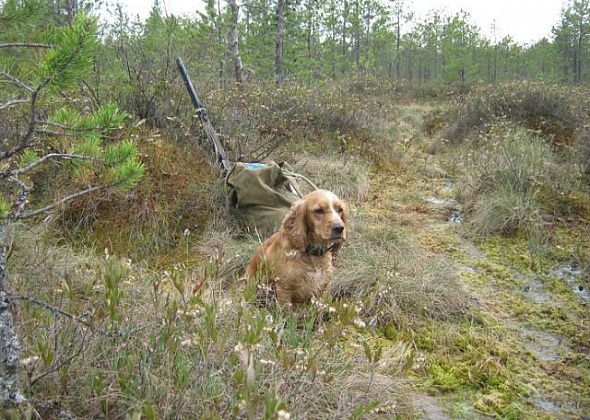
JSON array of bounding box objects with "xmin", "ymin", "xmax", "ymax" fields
[
  {"xmin": 33, "ymin": 128, "xmax": 62, "ymax": 137},
  {"xmin": 16, "ymin": 183, "xmax": 114, "ymax": 220},
  {"xmin": 0, "ymin": 99, "xmax": 27, "ymax": 112},
  {"xmin": 0, "ymin": 153, "xmax": 96, "ymax": 179},
  {"xmin": 0, "ymin": 42, "xmax": 53, "ymax": 49},
  {"xmin": 0, "ymin": 70, "xmax": 34, "ymax": 93},
  {"xmin": 35, "ymin": 120, "xmax": 114, "ymax": 133}
]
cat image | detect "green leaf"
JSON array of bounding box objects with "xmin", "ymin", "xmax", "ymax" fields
[
  {"xmin": 89, "ymin": 102, "xmax": 127, "ymax": 129},
  {"xmin": 104, "ymin": 139, "xmax": 137, "ymax": 164},
  {"xmin": 52, "ymin": 106, "xmax": 82, "ymax": 126},
  {"xmin": 112, "ymin": 157, "xmax": 145, "ymax": 190}
]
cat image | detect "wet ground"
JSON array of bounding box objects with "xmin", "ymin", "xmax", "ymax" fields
[{"xmin": 409, "ymin": 174, "xmax": 590, "ymax": 418}]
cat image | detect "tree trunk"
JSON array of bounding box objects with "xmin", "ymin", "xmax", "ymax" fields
[
  {"xmin": 275, "ymin": 0, "xmax": 286, "ymax": 84},
  {"xmin": 227, "ymin": 0, "xmax": 244, "ymax": 84},
  {"xmin": 573, "ymin": 49, "xmax": 579, "ymax": 82},
  {"xmin": 217, "ymin": 0, "xmax": 225, "ymax": 89},
  {"xmin": 341, "ymin": 0, "xmax": 348, "ymax": 57},
  {"xmin": 396, "ymin": 17, "xmax": 401, "ymax": 79},
  {"xmin": 577, "ymin": 30, "xmax": 583, "ymax": 83},
  {"xmin": 0, "ymin": 224, "xmax": 25, "ymax": 407},
  {"xmin": 493, "ymin": 44, "xmax": 498, "ymax": 84}
]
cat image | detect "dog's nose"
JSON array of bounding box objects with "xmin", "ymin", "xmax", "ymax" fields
[{"xmin": 332, "ymin": 224, "xmax": 345, "ymax": 236}]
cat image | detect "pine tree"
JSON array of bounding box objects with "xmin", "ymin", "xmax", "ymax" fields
[{"xmin": 0, "ymin": 6, "xmax": 143, "ymax": 408}]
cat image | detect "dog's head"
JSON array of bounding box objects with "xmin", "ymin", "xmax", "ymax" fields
[{"xmin": 282, "ymin": 189, "xmax": 348, "ymax": 253}]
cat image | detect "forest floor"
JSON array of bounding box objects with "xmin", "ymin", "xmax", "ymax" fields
[{"xmin": 10, "ymin": 101, "xmax": 590, "ymax": 419}]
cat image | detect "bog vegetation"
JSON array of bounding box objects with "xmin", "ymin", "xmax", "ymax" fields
[{"xmin": 1, "ymin": 0, "xmax": 589, "ymax": 418}]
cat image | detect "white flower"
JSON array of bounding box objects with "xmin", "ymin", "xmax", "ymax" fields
[
  {"xmin": 20, "ymin": 356, "xmax": 40, "ymax": 367},
  {"xmin": 352, "ymin": 318, "xmax": 366, "ymax": 328},
  {"xmin": 277, "ymin": 410, "xmax": 291, "ymax": 419}
]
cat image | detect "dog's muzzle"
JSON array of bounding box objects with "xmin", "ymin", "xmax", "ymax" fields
[{"xmin": 331, "ymin": 224, "xmax": 345, "ymax": 240}]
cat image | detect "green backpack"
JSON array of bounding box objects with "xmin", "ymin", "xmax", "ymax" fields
[{"xmin": 226, "ymin": 162, "xmax": 316, "ymax": 236}]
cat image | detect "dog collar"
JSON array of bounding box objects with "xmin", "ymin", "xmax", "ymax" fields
[{"xmin": 305, "ymin": 244, "xmax": 335, "ymax": 257}]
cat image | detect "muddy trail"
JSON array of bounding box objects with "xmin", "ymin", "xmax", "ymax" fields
[{"xmin": 367, "ymin": 131, "xmax": 590, "ymax": 418}]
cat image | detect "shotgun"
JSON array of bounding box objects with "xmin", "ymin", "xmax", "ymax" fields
[{"xmin": 176, "ymin": 57, "xmax": 231, "ymax": 171}]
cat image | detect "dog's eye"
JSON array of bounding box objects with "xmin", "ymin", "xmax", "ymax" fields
[
  {"xmin": 336, "ymin": 207, "xmax": 344, "ymax": 215},
  {"xmin": 314, "ymin": 208, "xmax": 324, "ymax": 215}
]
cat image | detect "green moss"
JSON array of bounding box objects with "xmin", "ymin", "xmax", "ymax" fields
[
  {"xmin": 479, "ymin": 235, "xmax": 537, "ymax": 274},
  {"xmin": 425, "ymin": 360, "xmax": 464, "ymax": 391},
  {"xmin": 411, "ymin": 319, "xmax": 529, "ymax": 416}
]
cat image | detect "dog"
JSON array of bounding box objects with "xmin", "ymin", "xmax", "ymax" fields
[{"xmin": 245, "ymin": 189, "xmax": 348, "ymax": 304}]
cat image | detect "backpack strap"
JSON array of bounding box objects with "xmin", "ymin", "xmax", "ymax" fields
[{"xmin": 282, "ymin": 170, "xmax": 319, "ymax": 199}]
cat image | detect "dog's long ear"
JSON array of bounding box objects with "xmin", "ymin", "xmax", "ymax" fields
[{"xmin": 282, "ymin": 199, "xmax": 307, "ymax": 251}]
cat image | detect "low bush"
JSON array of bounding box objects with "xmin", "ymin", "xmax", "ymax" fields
[
  {"xmin": 458, "ymin": 121, "xmax": 585, "ymax": 236},
  {"xmin": 446, "ymin": 82, "xmax": 581, "ymax": 144},
  {"xmin": 197, "ymin": 81, "xmax": 383, "ymax": 163}
]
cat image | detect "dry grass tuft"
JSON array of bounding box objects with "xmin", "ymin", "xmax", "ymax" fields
[
  {"xmin": 332, "ymin": 215, "xmax": 470, "ymax": 330},
  {"xmin": 457, "ymin": 121, "xmax": 585, "ymax": 236},
  {"xmin": 295, "ymin": 157, "xmax": 371, "ymax": 203}
]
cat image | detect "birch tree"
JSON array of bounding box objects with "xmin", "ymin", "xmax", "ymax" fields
[{"xmin": 227, "ymin": 0, "xmax": 244, "ymax": 83}]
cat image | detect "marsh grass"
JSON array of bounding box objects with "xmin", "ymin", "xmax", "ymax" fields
[
  {"xmin": 294, "ymin": 157, "xmax": 371, "ymax": 202},
  {"xmin": 457, "ymin": 121, "xmax": 584, "ymax": 237},
  {"xmin": 332, "ymin": 214, "xmax": 469, "ymax": 331}
]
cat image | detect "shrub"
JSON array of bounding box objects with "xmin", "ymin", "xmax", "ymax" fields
[
  {"xmin": 458, "ymin": 121, "xmax": 584, "ymax": 236},
  {"xmin": 447, "ymin": 82, "xmax": 580, "ymax": 144}
]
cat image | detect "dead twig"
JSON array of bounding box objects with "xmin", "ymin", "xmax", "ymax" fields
[{"xmin": 6, "ymin": 293, "xmax": 117, "ymax": 338}]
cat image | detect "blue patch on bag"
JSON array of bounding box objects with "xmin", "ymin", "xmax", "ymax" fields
[{"xmin": 244, "ymin": 163, "xmax": 266, "ymax": 170}]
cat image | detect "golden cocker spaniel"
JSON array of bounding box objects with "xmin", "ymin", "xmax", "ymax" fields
[{"xmin": 246, "ymin": 189, "xmax": 348, "ymax": 304}]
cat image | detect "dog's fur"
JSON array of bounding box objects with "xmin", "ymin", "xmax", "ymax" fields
[{"xmin": 246, "ymin": 189, "xmax": 348, "ymax": 304}]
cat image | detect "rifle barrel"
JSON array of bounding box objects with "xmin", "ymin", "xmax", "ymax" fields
[
  {"xmin": 176, "ymin": 57, "xmax": 207, "ymax": 118},
  {"xmin": 176, "ymin": 57, "xmax": 231, "ymax": 171}
]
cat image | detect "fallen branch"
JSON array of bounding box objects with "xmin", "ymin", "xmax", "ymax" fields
[
  {"xmin": 6, "ymin": 293, "xmax": 117, "ymax": 338},
  {"xmin": 17, "ymin": 184, "xmax": 112, "ymax": 220}
]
